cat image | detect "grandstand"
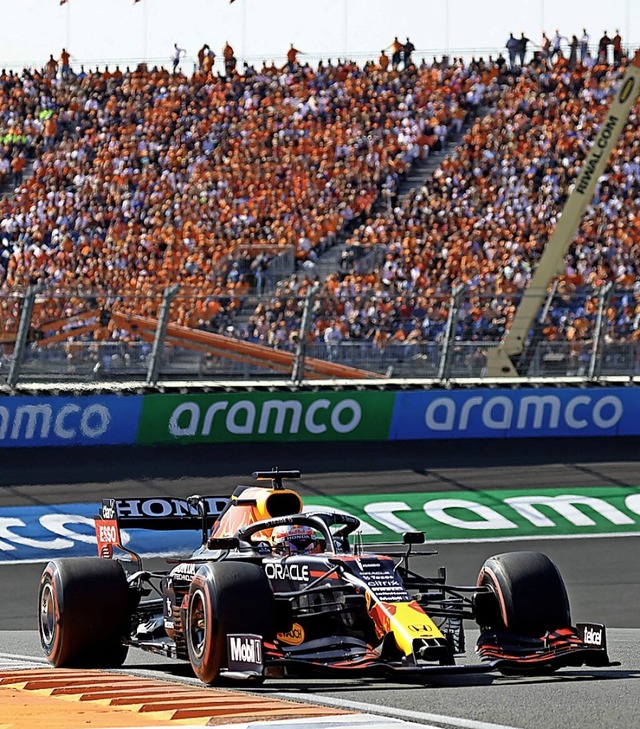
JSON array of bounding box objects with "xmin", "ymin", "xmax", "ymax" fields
[{"xmin": 0, "ymin": 50, "xmax": 639, "ymax": 382}]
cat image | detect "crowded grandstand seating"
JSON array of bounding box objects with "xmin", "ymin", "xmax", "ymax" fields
[
  {"xmin": 0, "ymin": 53, "xmax": 639, "ymax": 355},
  {"xmin": 241, "ymin": 56, "xmax": 640, "ymax": 348},
  {"xmin": 0, "ymin": 58, "xmax": 478, "ymax": 346}
]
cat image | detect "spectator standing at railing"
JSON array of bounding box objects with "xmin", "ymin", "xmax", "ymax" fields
[
  {"xmin": 403, "ymin": 38, "xmax": 416, "ymax": 68},
  {"xmin": 612, "ymin": 30, "xmax": 623, "ymax": 65},
  {"xmin": 171, "ymin": 42, "xmax": 186, "ymax": 73},
  {"xmin": 580, "ymin": 29, "xmax": 590, "ymax": 62},
  {"xmin": 223, "ymin": 41, "xmax": 236, "ymax": 76},
  {"xmin": 202, "ymin": 48, "xmax": 215, "ymax": 76},
  {"xmin": 197, "ymin": 44, "xmax": 210, "ymax": 72},
  {"xmin": 390, "ymin": 37, "xmax": 403, "ymax": 69},
  {"xmin": 517, "ymin": 32, "xmax": 530, "ymax": 67},
  {"xmin": 550, "ymin": 30, "xmax": 567, "ymax": 62},
  {"xmin": 286, "ymin": 43, "xmax": 302, "ymax": 71},
  {"xmin": 540, "ymin": 32, "xmax": 551, "ymax": 65},
  {"xmin": 568, "ymin": 35, "xmax": 579, "ymax": 69},
  {"xmin": 506, "ymin": 33, "xmax": 519, "ymax": 69},
  {"xmin": 598, "ymin": 31, "xmax": 612, "ymax": 63},
  {"xmin": 60, "ymin": 48, "xmax": 71, "ymax": 79},
  {"xmin": 378, "ymin": 49, "xmax": 390, "ymax": 71},
  {"xmin": 45, "ymin": 54, "xmax": 58, "ymax": 79},
  {"xmin": 323, "ymin": 322, "xmax": 343, "ymax": 361}
]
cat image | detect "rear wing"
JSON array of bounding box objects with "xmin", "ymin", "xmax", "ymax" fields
[
  {"xmin": 95, "ymin": 495, "xmax": 230, "ymax": 559},
  {"xmin": 98, "ymin": 496, "xmax": 230, "ymax": 530}
]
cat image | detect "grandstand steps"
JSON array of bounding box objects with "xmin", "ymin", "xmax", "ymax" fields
[
  {"xmin": 231, "ymin": 295, "xmax": 260, "ymax": 336},
  {"xmin": 396, "ymin": 155, "xmax": 439, "ymax": 200},
  {"xmin": 312, "ymin": 242, "xmax": 349, "ymax": 279},
  {"xmin": 395, "ymin": 104, "xmax": 488, "ymax": 203},
  {"xmin": 229, "ymin": 105, "xmax": 490, "ymax": 337}
]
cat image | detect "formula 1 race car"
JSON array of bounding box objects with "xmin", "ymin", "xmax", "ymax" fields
[{"xmin": 38, "ymin": 469, "xmax": 615, "ymax": 684}]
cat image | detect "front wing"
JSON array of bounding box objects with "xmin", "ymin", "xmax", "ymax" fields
[
  {"xmin": 476, "ymin": 623, "xmax": 618, "ymax": 673},
  {"xmin": 261, "ymin": 635, "xmax": 499, "ymax": 678},
  {"xmin": 253, "ymin": 624, "xmax": 616, "ymax": 679}
]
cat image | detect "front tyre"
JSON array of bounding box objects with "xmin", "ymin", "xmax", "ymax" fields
[
  {"xmin": 38, "ymin": 558, "xmax": 130, "ymax": 667},
  {"xmin": 186, "ymin": 561, "xmax": 275, "ymax": 685},
  {"xmin": 476, "ymin": 551, "xmax": 571, "ymax": 636}
]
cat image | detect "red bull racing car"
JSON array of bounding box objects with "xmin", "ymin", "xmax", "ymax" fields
[{"xmin": 38, "ymin": 469, "xmax": 615, "ymax": 685}]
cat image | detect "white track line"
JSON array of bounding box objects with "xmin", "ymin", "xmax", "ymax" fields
[
  {"xmin": 276, "ymin": 693, "xmax": 521, "ymax": 729},
  {"xmin": 0, "ymin": 651, "xmax": 48, "ymax": 668}
]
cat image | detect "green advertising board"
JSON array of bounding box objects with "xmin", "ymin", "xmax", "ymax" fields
[
  {"xmin": 304, "ymin": 486, "xmax": 640, "ymax": 543},
  {"xmin": 138, "ymin": 390, "xmax": 395, "ymax": 444}
]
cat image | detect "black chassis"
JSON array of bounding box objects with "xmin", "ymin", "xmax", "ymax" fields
[{"xmin": 111, "ymin": 508, "xmax": 615, "ymax": 680}]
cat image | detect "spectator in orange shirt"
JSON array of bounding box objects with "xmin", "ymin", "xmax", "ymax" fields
[
  {"xmin": 10, "ymin": 152, "xmax": 26, "ymax": 188},
  {"xmin": 390, "ymin": 37, "xmax": 403, "ymax": 69},
  {"xmin": 45, "ymin": 54, "xmax": 58, "ymax": 79},
  {"xmin": 202, "ymin": 48, "xmax": 215, "ymax": 76},
  {"xmin": 197, "ymin": 44, "xmax": 210, "ymax": 71},
  {"xmin": 60, "ymin": 48, "xmax": 71, "ymax": 79},
  {"xmin": 43, "ymin": 115, "xmax": 58, "ymax": 149}
]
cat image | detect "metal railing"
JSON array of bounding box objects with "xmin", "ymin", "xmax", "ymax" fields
[{"xmin": 1, "ymin": 285, "xmax": 639, "ymax": 386}]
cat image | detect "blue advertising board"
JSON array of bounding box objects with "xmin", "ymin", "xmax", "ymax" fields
[
  {"xmin": 389, "ymin": 387, "xmax": 640, "ymax": 440},
  {"xmin": 0, "ymin": 395, "xmax": 142, "ymax": 447},
  {"xmin": 0, "ymin": 502, "xmax": 203, "ymax": 563},
  {"xmin": 1, "ymin": 388, "xmax": 638, "ymax": 447}
]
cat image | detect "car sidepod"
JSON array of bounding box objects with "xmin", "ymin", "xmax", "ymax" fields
[{"xmin": 263, "ymin": 553, "xmax": 451, "ymax": 669}]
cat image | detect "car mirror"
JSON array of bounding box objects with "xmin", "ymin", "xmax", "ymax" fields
[{"xmin": 403, "ymin": 531, "xmax": 425, "ymax": 545}]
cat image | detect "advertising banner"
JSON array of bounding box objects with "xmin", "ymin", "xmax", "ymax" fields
[
  {"xmin": 389, "ymin": 387, "xmax": 640, "ymax": 440},
  {"xmin": 137, "ymin": 391, "xmax": 395, "ymax": 444},
  {"xmin": 0, "ymin": 502, "xmax": 204, "ymax": 563},
  {"xmin": 305, "ymin": 485, "xmax": 640, "ymax": 542},
  {"xmin": 2, "ymin": 485, "xmax": 639, "ymax": 563},
  {"xmin": 0, "ymin": 395, "xmax": 142, "ymax": 447},
  {"xmin": 2, "ymin": 387, "xmax": 638, "ymax": 448}
]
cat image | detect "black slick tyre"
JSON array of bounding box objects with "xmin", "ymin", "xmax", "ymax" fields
[
  {"xmin": 185, "ymin": 561, "xmax": 275, "ymax": 685},
  {"xmin": 38, "ymin": 558, "xmax": 130, "ymax": 667},
  {"xmin": 476, "ymin": 551, "xmax": 571, "ymax": 636}
]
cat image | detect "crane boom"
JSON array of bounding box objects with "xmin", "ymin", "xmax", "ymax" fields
[{"xmin": 486, "ymin": 51, "xmax": 640, "ymax": 377}]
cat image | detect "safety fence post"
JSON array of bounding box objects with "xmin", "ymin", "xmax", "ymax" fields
[
  {"xmin": 146, "ymin": 284, "xmax": 180, "ymax": 386},
  {"xmin": 7, "ymin": 284, "xmax": 43, "ymax": 389},
  {"xmin": 292, "ymin": 283, "xmax": 320, "ymax": 384},
  {"xmin": 438, "ymin": 284, "xmax": 467, "ymax": 381},
  {"xmin": 588, "ymin": 282, "xmax": 613, "ymax": 381}
]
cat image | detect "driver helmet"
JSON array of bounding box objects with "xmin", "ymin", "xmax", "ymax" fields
[{"xmin": 271, "ymin": 524, "xmax": 319, "ymax": 554}]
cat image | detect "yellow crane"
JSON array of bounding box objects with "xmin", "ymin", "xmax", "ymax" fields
[{"xmin": 486, "ymin": 51, "xmax": 640, "ymax": 377}]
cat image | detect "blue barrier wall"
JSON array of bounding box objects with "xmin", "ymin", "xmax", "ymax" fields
[
  {"xmin": 1, "ymin": 388, "xmax": 638, "ymax": 447},
  {"xmin": 389, "ymin": 387, "xmax": 640, "ymax": 439},
  {"xmin": 0, "ymin": 395, "xmax": 142, "ymax": 447}
]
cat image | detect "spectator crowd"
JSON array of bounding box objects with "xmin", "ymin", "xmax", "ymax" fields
[
  {"xmin": 0, "ymin": 48, "xmax": 476, "ymax": 344},
  {"xmin": 0, "ymin": 36, "xmax": 639, "ymax": 364}
]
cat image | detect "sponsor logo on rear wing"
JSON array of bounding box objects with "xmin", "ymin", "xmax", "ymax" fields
[
  {"xmin": 95, "ymin": 518, "xmax": 121, "ymax": 558},
  {"xmin": 99, "ymin": 496, "xmax": 230, "ymax": 530}
]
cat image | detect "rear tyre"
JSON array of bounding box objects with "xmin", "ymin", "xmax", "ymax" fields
[
  {"xmin": 476, "ymin": 551, "xmax": 571, "ymax": 636},
  {"xmin": 185, "ymin": 561, "xmax": 275, "ymax": 685},
  {"xmin": 38, "ymin": 558, "xmax": 130, "ymax": 667}
]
